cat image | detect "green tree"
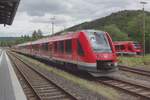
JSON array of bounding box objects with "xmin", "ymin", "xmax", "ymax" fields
[
  {"xmin": 32, "ymin": 29, "xmax": 43, "ymax": 40},
  {"xmin": 127, "ymin": 14, "xmax": 143, "ymax": 41},
  {"xmin": 103, "ymin": 24, "xmax": 129, "ymax": 41},
  {"xmin": 37, "ymin": 29, "xmax": 43, "ymax": 37}
]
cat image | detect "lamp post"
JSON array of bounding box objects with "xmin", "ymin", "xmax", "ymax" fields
[
  {"xmin": 50, "ymin": 16, "xmax": 55, "ymax": 35},
  {"xmin": 140, "ymin": 1, "xmax": 147, "ymax": 56}
]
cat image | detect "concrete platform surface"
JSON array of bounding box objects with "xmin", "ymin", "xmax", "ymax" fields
[{"xmin": 0, "ymin": 50, "xmax": 27, "ymax": 100}]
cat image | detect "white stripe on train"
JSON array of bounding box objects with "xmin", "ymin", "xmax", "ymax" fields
[{"xmin": 52, "ymin": 57, "xmax": 96, "ymax": 67}]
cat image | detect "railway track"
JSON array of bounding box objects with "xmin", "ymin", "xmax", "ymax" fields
[
  {"xmin": 119, "ymin": 65, "xmax": 150, "ymax": 77},
  {"xmin": 9, "ymin": 52, "xmax": 150, "ymax": 99},
  {"xmin": 98, "ymin": 77, "xmax": 150, "ymax": 100},
  {"xmin": 9, "ymin": 53, "xmax": 78, "ymax": 100}
]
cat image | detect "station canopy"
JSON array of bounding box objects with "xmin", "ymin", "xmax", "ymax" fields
[{"xmin": 0, "ymin": 0, "xmax": 20, "ymax": 25}]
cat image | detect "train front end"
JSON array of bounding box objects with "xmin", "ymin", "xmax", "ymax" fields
[
  {"xmin": 84, "ymin": 30, "xmax": 118, "ymax": 76},
  {"xmin": 130, "ymin": 42, "xmax": 143, "ymax": 55}
]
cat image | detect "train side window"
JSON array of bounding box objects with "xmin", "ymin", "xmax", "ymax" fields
[
  {"xmin": 32, "ymin": 44, "xmax": 38, "ymax": 50},
  {"xmin": 58, "ymin": 42, "xmax": 60, "ymax": 52},
  {"xmin": 58, "ymin": 41, "xmax": 64, "ymax": 53},
  {"xmin": 77, "ymin": 40, "xmax": 84, "ymax": 56},
  {"xmin": 49, "ymin": 43, "xmax": 53, "ymax": 51},
  {"xmin": 66, "ymin": 40, "xmax": 72, "ymax": 54},
  {"xmin": 54, "ymin": 42, "xmax": 57, "ymax": 52},
  {"xmin": 61, "ymin": 41, "xmax": 64, "ymax": 53},
  {"xmin": 42, "ymin": 43, "xmax": 48, "ymax": 51}
]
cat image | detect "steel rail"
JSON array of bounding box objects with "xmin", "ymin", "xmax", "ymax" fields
[
  {"xmin": 9, "ymin": 52, "xmax": 78, "ymax": 100},
  {"xmin": 119, "ymin": 65, "xmax": 150, "ymax": 77},
  {"xmin": 98, "ymin": 77, "xmax": 150, "ymax": 100}
]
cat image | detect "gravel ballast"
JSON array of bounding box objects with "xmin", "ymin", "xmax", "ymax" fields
[{"xmin": 12, "ymin": 52, "xmax": 143, "ymax": 100}]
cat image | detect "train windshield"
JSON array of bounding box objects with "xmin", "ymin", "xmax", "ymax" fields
[
  {"xmin": 133, "ymin": 42, "xmax": 141, "ymax": 49},
  {"xmin": 87, "ymin": 31, "xmax": 112, "ymax": 52}
]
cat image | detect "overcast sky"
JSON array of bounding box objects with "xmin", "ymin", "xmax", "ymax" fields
[{"xmin": 0, "ymin": 0, "xmax": 150, "ymax": 37}]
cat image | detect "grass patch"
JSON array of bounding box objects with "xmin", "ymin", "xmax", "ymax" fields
[
  {"xmin": 14, "ymin": 52, "xmax": 121, "ymax": 100},
  {"xmin": 119, "ymin": 55, "xmax": 150, "ymax": 67}
]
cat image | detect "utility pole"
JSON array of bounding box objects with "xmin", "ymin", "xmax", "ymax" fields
[
  {"xmin": 63, "ymin": 25, "xmax": 66, "ymax": 32},
  {"xmin": 50, "ymin": 16, "xmax": 55, "ymax": 35},
  {"xmin": 140, "ymin": 1, "xmax": 147, "ymax": 56}
]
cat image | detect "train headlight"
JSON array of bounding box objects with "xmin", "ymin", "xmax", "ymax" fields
[
  {"xmin": 108, "ymin": 63, "xmax": 111, "ymax": 66},
  {"xmin": 114, "ymin": 62, "xmax": 118, "ymax": 66}
]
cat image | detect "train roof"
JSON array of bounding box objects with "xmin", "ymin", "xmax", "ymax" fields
[
  {"xmin": 16, "ymin": 29, "xmax": 106, "ymax": 47},
  {"xmin": 16, "ymin": 32, "xmax": 76, "ymax": 46},
  {"xmin": 31, "ymin": 32, "xmax": 76, "ymax": 45},
  {"xmin": 17, "ymin": 42, "xmax": 32, "ymax": 47},
  {"xmin": 0, "ymin": 0, "xmax": 20, "ymax": 25}
]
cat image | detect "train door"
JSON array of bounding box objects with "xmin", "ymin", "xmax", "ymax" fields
[
  {"xmin": 53, "ymin": 41, "xmax": 57, "ymax": 58},
  {"xmin": 72, "ymin": 39, "xmax": 77, "ymax": 62},
  {"xmin": 29, "ymin": 43, "xmax": 32, "ymax": 54},
  {"xmin": 39, "ymin": 44, "xmax": 42, "ymax": 56},
  {"xmin": 65, "ymin": 39, "xmax": 73, "ymax": 61},
  {"xmin": 48, "ymin": 42, "xmax": 53, "ymax": 58},
  {"xmin": 76, "ymin": 39, "xmax": 85, "ymax": 68}
]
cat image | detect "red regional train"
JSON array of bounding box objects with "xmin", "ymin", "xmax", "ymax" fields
[
  {"xmin": 113, "ymin": 41, "xmax": 143, "ymax": 55},
  {"xmin": 14, "ymin": 30, "xmax": 118, "ymax": 76}
]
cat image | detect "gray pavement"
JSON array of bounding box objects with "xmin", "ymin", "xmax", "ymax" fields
[{"xmin": 0, "ymin": 50, "xmax": 27, "ymax": 100}]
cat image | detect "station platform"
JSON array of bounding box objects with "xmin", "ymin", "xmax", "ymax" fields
[{"xmin": 0, "ymin": 50, "xmax": 27, "ymax": 100}]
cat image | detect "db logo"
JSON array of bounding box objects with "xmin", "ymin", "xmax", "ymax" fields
[{"xmin": 103, "ymin": 55, "xmax": 108, "ymax": 58}]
